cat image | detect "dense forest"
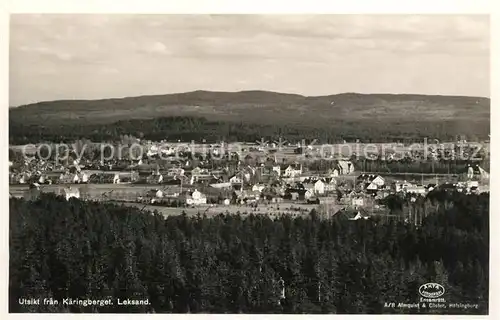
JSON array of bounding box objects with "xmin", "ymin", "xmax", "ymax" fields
[
  {"xmin": 10, "ymin": 191, "xmax": 489, "ymax": 314},
  {"xmin": 9, "ymin": 116, "xmax": 489, "ymax": 145}
]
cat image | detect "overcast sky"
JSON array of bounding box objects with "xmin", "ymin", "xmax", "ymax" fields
[{"xmin": 10, "ymin": 14, "xmax": 489, "ymax": 106}]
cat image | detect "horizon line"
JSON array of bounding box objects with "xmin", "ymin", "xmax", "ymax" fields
[{"xmin": 10, "ymin": 89, "xmax": 491, "ymax": 108}]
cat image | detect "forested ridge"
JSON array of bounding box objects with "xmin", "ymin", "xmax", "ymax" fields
[
  {"xmin": 9, "ymin": 91, "xmax": 490, "ymax": 144},
  {"xmin": 9, "ymin": 191, "xmax": 489, "ymax": 314}
]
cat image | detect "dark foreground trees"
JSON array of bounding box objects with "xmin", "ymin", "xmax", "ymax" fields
[{"xmin": 9, "ymin": 192, "xmax": 489, "ymax": 314}]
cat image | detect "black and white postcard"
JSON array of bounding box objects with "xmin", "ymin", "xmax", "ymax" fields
[{"xmin": 4, "ymin": 1, "xmax": 494, "ymax": 316}]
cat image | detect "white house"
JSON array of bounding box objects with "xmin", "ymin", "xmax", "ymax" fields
[
  {"xmin": 406, "ymin": 185, "xmax": 427, "ymax": 195},
  {"xmin": 236, "ymin": 190, "xmax": 261, "ymax": 203},
  {"xmin": 147, "ymin": 145, "xmax": 159, "ymax": 157},
  {"xmin": 160, "ymin": 146, "xmax": 175, "ymax": 156},
  {"xmin": 73, "ymin": 159, "xmax": 82, "ymax": 172},
  {"xmin": 283, "ymin": 164, "xmax": 302, "ymax": 178},
  {"xmin": 395, "ymin": 181, "xmax": 414, "ymax": 193},
  {"xmin": 371, "ymin": 175, "xmax": 385, "ymax": 187},
  {"xmin": 337, "ymin": 161, "xmax": 355, "ymax": 175},
  {"xmin": 155, "ymin": 189, "xmax": 164, "ymax": 198},
  {"xmin": 467, "ymin": 165, "xmax": 489, "ymax": 181},
  {"xmin": 229, "ymin": 175, "xmax": 243, "ymax": 184},
  {"xmin": 467, "ymin": 165, "xmax": 474, "ymax": 179},
  {"xmin": 73, "ymin": 174, "xmax": 81, "ymax": 184},
  {"xmin": 81, "ymin": 172, "xmax": 89, "ymax": 183},
  {"xmin": 467, "ymin": 180, "xmax": 479, "ymax": 188},
  {"xmin": 64, "ymin": 187, "xmax": 80, "ymax": 201},
  {"xmin": 328, "ymin": 168, "xmax": 339, "ymax": 177},
  {"xmin": 314, "ymin": 180, "xmax": 326, "ymax": 195},
  {"xmin": 323, "ymin": 178, "xmax": 337, "ymax": 192},
  {"xmin": 304, "ymin": 190, "xmax": 314, "ymax": 200},
  {"xmin": 356, "ymin": 174, "xmax": 384, "ymax": 191},
  {"xmin": 478, "ymin": 166, "xmax": 489, "ymax": 180},
  {"xmin": 243, "ymin": 172, "xmax": 251, "ymax": 182},
  {"xmin": 113, "ymin": 173, "xmax": 120, "ymax": 184},
  {"xmin": 185, "ymin": 189, "xmax": 207, "ymax": 206},
  {"xmin": 366, "ymin": 182, "xmax": 379, "ymax": 191},
  {"xmin": 350, "ymin": 212, "xmax": 370, "ymax": 221},
  {"xmin": 252, "ymin": 184, "xmax": 266, "ymax": 193},
  {"xmin": 360, "ymin": 174, "xmax": 385, "ymax": 190},
  {"xmin": 352, "ymin": 197, "xmax": 364, "ymax": 207}
]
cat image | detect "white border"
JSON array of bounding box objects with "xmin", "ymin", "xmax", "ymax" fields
[
  {"xmin": 1, "ymin": 1, "xmax": 496, "ymax": 319},
  {"xmin": 3, "ymin": 0, "xmax": 493, "ymax": 14}
]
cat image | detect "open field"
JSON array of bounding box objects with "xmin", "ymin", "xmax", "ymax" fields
[
  {"xmin": 9, "ymin": 183, "xmax": 331, "ymax": 218},
  {"xmin": 114, "ymin": 201, "xmax": 332, "ymax": 218},
  {"xmin": 9, "ymin": 183, "xmax": 167, "ymax": 200}
]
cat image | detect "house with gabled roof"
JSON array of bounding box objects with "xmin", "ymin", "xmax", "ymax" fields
[
  {"xmin": 283, "ymin": 164, "xmax": 302, "ymax": 178},
  {"xmin": 322, "ymin": 177, "xmax": 337, "ymax": 192},
  {"xmin": 63, "ymin": 186, "xmax": 80, "ymax": 201},
  {"xmin": 252, "ymin": 184, "xmax": 266, "ymax": 193},
  {"xmin": 180, "ymin": 189, "xmax": 207, "ymax": 206},
  {"xmin": 337, "ymin": 160, "xmax": 355, "ymax": 175},
  {"xmin": 229, "ymin": 175, "xmax": 243, "ymax": 184},
  {"xmin": 334, "ymin": 207, "xmax": 371, "ymax": 221},
  {"xmin": 405, "ymin": 185, "xmax": 427, "ymax": 195}
]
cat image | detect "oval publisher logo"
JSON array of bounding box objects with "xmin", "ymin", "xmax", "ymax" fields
[{"xmin": 419, "ymin": 283, "xmax": 445, "ymax": 298}]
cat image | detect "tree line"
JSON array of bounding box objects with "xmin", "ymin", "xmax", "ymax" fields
[
  {"xmin": 9, "ymin": 116, "xmax": 489, "ymax": 145},
  {"xmin": 306, "ymin": 158, "xmax": 489, "ymax": 176}
]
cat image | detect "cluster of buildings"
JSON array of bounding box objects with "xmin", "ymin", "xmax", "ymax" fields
[{"xmin": 10, "ymin": 141, "xmax": 489, "ymax": 214}]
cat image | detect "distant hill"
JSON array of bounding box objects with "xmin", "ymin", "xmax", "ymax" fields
[
  {"xmin": 9, "ymin": 91, "xmax": 490, "ymax": 143},
  {"xmin": 9, "ymin": 90, "xmax": 489, "ymax": 124}
]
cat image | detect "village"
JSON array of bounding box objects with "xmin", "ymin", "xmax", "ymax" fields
[{"xmin": 8, "ymin": 139, "xmax": 490, "ymax": 220}]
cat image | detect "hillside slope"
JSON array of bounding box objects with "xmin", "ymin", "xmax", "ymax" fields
[
  {"xmin": 10, "ymin": 90, "xmax": 490, "ymax": 125},
  {"xmin": 9, "ymin": 91, "xmax": 490, "ymax": 143}
]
